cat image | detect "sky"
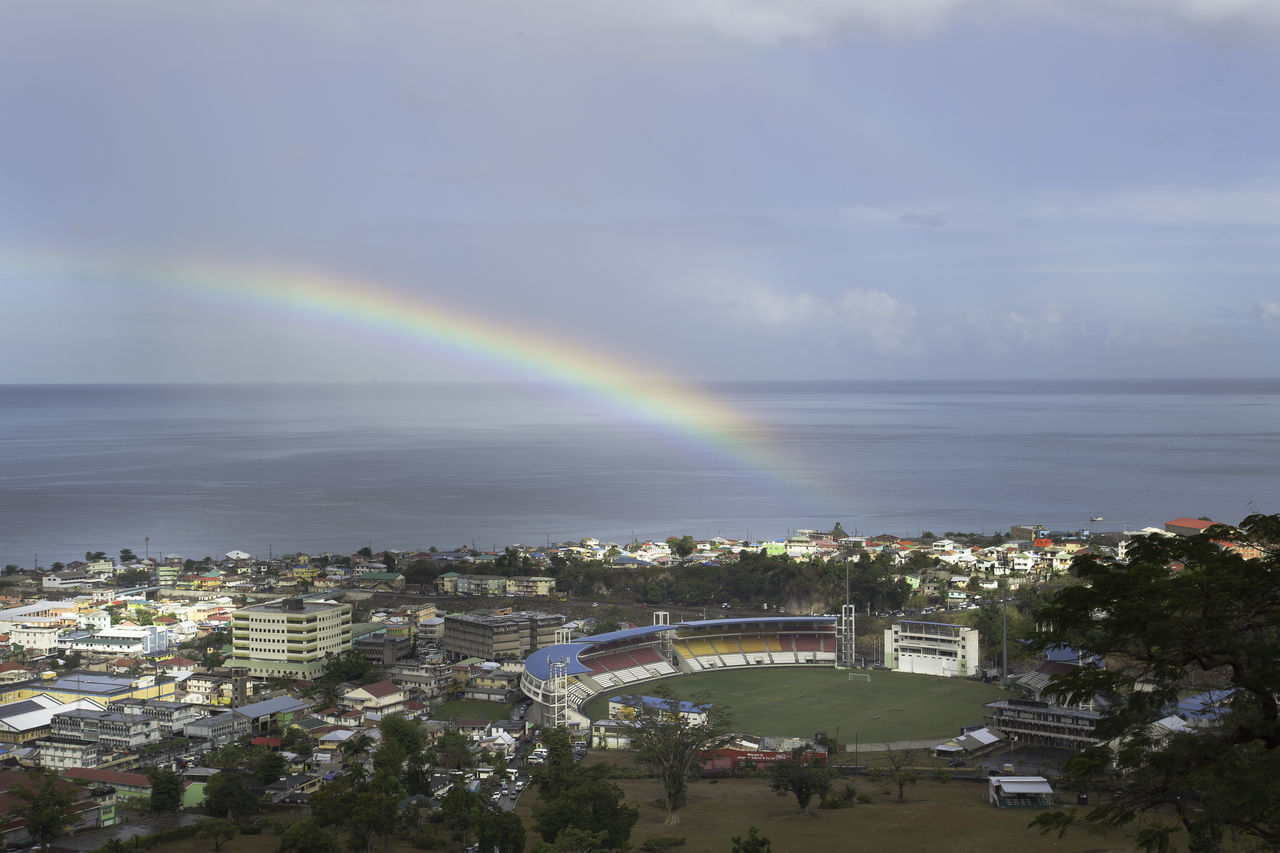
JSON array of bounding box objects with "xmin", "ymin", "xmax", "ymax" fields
[{"xmin": 3, "ymin": 0, "xmax": 1280, "ymax": 384}]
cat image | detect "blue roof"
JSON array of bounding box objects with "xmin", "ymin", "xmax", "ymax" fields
[
  {"xmin": 524, "ymin": 643, "xmax": 596, "ymax": 681},
  {"xmin": 524, "ymin": 615, "xmax": 839, "ymax": 683},
  {"xmin": 580, "ymin": 625, "xmax": 674, "ymax": 644}
]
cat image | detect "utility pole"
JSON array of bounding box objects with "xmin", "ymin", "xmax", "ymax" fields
[{"xmin": 1001, "ymin": 580, "xmax": 1009, "ymax": 688}]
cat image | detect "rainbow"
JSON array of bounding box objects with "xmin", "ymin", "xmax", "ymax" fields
[{"xmin": 12, "ymin": 252, "xmax": 826, "ymax": 504}]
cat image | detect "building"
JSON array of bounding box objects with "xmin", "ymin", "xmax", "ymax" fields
[
  {"xmin": 228, "ymin": 597, "xmax": 352, "ymax": 679},
  {"xmin": 185, "ymin": 711, "xmax": 250, "ymax": 748},
  {"xmin": 342, "ymin": 681, "xmax": 407, "ymax": 714},
  {"xmin": 50, "ymin": 709, "xmax": 158, "ymax": 751},
  {"xmin": 0, "ymin": 672, "xmax": 178, "ymax": 707},
  {"xmin": 606, "ymin": 695, "xmax": 709, "ymax": 726},
  {"xmin": 63, "ymin": 625, "xmax": 170, "ymax": 656},
  {"xmin": 983, "ymin": 698, "xmax": 1102, "ymax": 750},
  {"xmin": 1165, "ymin": 517, "xmax": 1216, "ymax": 537},
  {"xmin": 0, "ymin": 697, "xmax": 106, "ymax": 745},
  {"xmin": 883, "ymin": 620, "xmax": 980, "ymax": 677},
  {"xmin": 506, "ymin": 576, "xmax": 556, "ymax": 597},
  {"xmin": 112, "ymin": 698, "xmax": 208, "ymax": 736},
  {"xmin": 442, "ymin": 611, "xmax": 564, "ymax": 661}
]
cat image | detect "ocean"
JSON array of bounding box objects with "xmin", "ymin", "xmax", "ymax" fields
[{"xmin": 1, "ymin": 379, "xmax": 1277, "ymax": 566}]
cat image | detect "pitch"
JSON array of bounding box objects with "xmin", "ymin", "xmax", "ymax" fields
[{"xmin": 582, "ymin": 667, "xmax": 1008, "ymax": 743}]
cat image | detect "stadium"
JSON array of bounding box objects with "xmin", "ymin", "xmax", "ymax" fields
[{"xmin": 521, "ymin": 608, "xmax": 856, "ymax": 730}]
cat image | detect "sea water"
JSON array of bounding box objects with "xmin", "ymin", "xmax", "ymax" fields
[{"xmin": 1, "ymin": 379, "xmax": 1277, "ymax": 565}]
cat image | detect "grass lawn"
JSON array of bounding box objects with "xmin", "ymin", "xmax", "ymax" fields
[
  {"xmin": 514, "ymin": 751, "xmax": 1179, "ymax": 853},
  {"xmin": 430, "ymin": 698, "xmax": 515, "ymax": 721},
  {"xmin": 583, "ymin": 668, "xmax": 1010, "ymax": 742}
]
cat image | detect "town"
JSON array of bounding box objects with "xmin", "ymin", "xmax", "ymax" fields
[{"xmin": 0, "ymin": 514, "xmax": 1252, "ymax": 851}]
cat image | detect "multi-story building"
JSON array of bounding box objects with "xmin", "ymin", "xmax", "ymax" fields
[
  {"xmin": 442, "ymin": 611, "xmax": 564, "ymax": 661},
  {"xmin": 62, "ymin": 625, "xmax": 169, "ymax": 656},
  {"xmin": 50, "ymin": 709, "xmax": 158, "ymax": 751},
  {"xmin": 983, "ymin": 698, "xmax": 1102, "ymax": 750},
  {"xmin": 228, "ymin": 597, "xmax": 352, "ymax": 679},
  {"xmin": 883, "ymin": 620, "xmax": 980, "ymax": 677},
  {"xmin": 506, "ymin": 576, "xmax": 556, "ymax": 597},
  {"xmin": 113, "ymin": 698, "xmax": 209, "ymax": 736},
  {"xmin": 185, "ymin": 710, "xmax": 250, "ymax": 748}
]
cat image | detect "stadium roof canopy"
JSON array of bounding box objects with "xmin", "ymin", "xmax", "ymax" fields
[{"xmin": 524, "ymin": 615, "xmax": 838, "ymax": 682}]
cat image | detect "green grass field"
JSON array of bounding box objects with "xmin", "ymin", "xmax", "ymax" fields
[{"xmin": 583, "ymin": 668, "xmax": 1010, "ymax": 742}]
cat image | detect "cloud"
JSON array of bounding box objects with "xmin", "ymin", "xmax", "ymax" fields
[
  {"xmin": 1034, "ymin": 188, "xmax": 1280, "ymax": 228},
  {"xmin": 839, "ymin": 206, "xmax": 948, "ymax": 229},
  {"xmin": 556, "ymin": 0, "xmax": 1280, "ymax": 45},
  {"xmin": 1261, "ymin": 300, "xmax": 1280, "ymax": 331}
]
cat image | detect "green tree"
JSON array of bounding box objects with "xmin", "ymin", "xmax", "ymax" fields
[
  {"xmin": 13, "ymin": 769, "xmax": 74, "ymax": 848},
  {"xmin": 626, "ymin": 689, "xmax": 731, "ymax": 824},
  {"xmin": 1030, "ymin": 513, "xmax": 1280, "ymax": 853},
  {"xmin": 147, "ymin": 766, "xmax": 183, "ymax": 813},
  {"xmin": 665, "ymin": 535, "xmax": 697, "ymax": 560},
  {"xmin": 252, "ymin": 749, "xmax": 287, "ymax": 785},
  {"xmin": 768, "ymin": 754, "xmax": 834, "ymax": 814},
  {"xmin": 197, "ymin": 818, "xmax": 237, "ymax": 851},
  {"xmin": 478, "ymin": 808, "xmax": 527, "ymax": 853},
  {"xmin": 347, "ymin": 791, "xmax": 397, "ymax": 853},
  {"xmin": 531, "ymin": 769, "xmax": 636, "ymax": 850},
  {"xmin": 731, "ymin": 826, "xmax": 773, "ymax": 853},
  {"xmin": 120, "ymin": 547, "xmax": 138, "ymax": 563},
  {"xmin": 276, "ymin": 818, "xmax": 341, "ymax": 853},
  {"xmin": 440, "ymin": 786, "xmax": 484, "ymax": 849},
  {"xmin": 202, "ymin": 770, "xmax": 259, "ymax": 821}
]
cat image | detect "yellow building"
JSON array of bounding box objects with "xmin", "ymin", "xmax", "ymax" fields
[{"xmin": 229, "ymin": 597, "xmax": 352, "ymax": 679}]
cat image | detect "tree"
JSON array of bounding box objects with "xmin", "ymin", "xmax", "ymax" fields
[
  {"xmin": 882, "ymin": 746, "xmax": 919, "ymax": 804},
  {"xmin": 13, "ymin": 769, "xmax": 74, "ymax": 848},
  {"xmin": 731, "ymin": 826, "xmax": 773, "ymax": 853},
  {"xmin": 625, "ymin": 689, "xmax": 731, "ymax": 824},
  {"xmin": 532, "ymin": 761, "xmax": 636, "ymax": 850},
  {"xmin": 147, "ymin": 766, "xmax": 182, "ymax": 813},
  {"xmin": 120, "ymin": 547, "xmax": 138, "ymax": 563},
  {"xmin": 478, "ymin": 809, "xmax": 527, "ymax": 853},
  {"xmin": 346, "ymin": 791, "xmax": 397, "ymax": 853},
  {"xmin": 276, "ymin": 818, "xmax": 341, "ymax": 853},
  {"xmin": 1030, "ymin": 513, "xmax": 1280, "ymax": 852},
  {"xmin": 202, "ymin": 770, "xmax": 259, "ymax": 821},
  {"xmin": 768, "ymin": 754, "xmax": 833, "ymax": 814},
  {"xmin": 252, "ymin": 749, "xmax": 287, "ymax": 785},
  {"xmin": 666, "ymin": 535, "xmax": 697, "ymax": 560},
  {"xmin": 197, "ymin": 818, "xmax": 237, "ymax": 851}
]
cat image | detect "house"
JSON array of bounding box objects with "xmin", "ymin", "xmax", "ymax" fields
[
  {"xmin": 1165, "ymin": 517, "xmax": 1216, "ymax": 537},
  {"xmin": 343, "ymin": 681, "xmax": 407, "ymax": 714}
]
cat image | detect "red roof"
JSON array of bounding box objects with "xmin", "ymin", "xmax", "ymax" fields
[
  {"xmin": 0, "ymin": 662, "xmax": 32, "ymax": 673},
  {"xmin": 61, "ymin": 767, "xmax": 151, "ymax": 788},
  {"xmin": 1166, "ymin": 517, "xmax": 1214, "ymax": 531},
  {"xmin": 251, "ymin": 736, "xmax": 282, "ymax": 748},
  {"xmin": 356, "ymin": 680, "xmax": 403, "ymax": 698}
]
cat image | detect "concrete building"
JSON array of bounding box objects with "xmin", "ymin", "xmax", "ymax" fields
[
  {"xmin": 113, "ymin": 698, "xmax": 209, "ymax": 736},
  {"xmin": 442, "ymin": 610, "xmax": 564, "ymax": 661},
  {"xmin": 63, "ymin": 625, "xmax": 170, "ymax": 656},
  {"xmin": 883, "ymin": 620, "xmax": 980, "ymax": 677},
  {"xmin": 983, "ymin": 698, "xmax": 1102, "ymax": 750},
  {"xmin": 50, "ymin": 709, "xmax": 158, "ymax": 751},
  {"xmin": 228, "ymin": 597, "xmax": 352, "ymax": 679},
  {"xmin": 185, "ymin": 711, "xmax": 250, "ymax": 748}
]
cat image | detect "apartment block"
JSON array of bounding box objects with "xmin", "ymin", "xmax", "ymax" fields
[{"xmin": 228, "ymin": 597, "xmax": 352, "ymax": 679}]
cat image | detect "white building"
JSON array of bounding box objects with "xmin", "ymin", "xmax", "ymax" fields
[
  {"xmin": 64, "ymin": 625, "xmax": 170, "ymax": 656},
  {"xmin": 884, "ymin": 620, "xmax": 980, "ymax": 677},
  {"xmin": 11, "ymin": 625, "xmax": 63, "ymax": 654}
]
